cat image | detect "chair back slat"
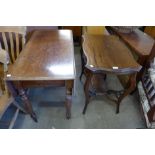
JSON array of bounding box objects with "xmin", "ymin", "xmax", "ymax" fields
[
  {"xmin": 9, "ymin": 32, "xmax": 15, "ymax": 63},
  {"xmin": 2, "ymin": 32, "xmax": 9, "ymax": 54},
  {"xmin": 22, "ymin": 35, "xmax": 26, "ymax": 49},
  {"xmin": 15, "ymin": 33, "xmax": 20, "ymax": 57}
]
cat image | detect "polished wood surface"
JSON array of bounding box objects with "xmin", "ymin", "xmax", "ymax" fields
[
  {"xmin": 82, "ymin": 26, "xmax": 109, "ymax": 35},
  {"xmin": 26, "ymin": 26, "xmax": 58, "ymax": 41},
  {"xmin": 82, "ymin": 34, "xmax": 141, "ymax": 74},
  {"xmin": 7, "ymin": 30, "xmax": 76, "ymax": 81},
  {"xmin": 109, "ymin": 28, "xmax": 154, "ymax": 57}
]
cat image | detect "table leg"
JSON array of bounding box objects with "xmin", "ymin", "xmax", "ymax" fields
[
  {"xmin": 116, "ymin": 73, "xmax": 137, "ymax": 113},
  {"xmin": 83, "ymin": 69, "xmax": 93, "ymax": 114},
  {"xmin": 6, "ymin": 81, "xmax": 26, "ymax": 114},
  {"xmin": 16, "ymin": 81, "xmax": 38, "ymax": 122},
  {"xmin": 6, "ymin": 81, "xmax": 18, "ymax": 97},
  {"xmin": 65, "ymin": 80, "xmax": 73, "ymax": 119}
]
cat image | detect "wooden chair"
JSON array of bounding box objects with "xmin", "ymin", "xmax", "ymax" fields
[
  {"xmin": 0, "ymin": 26, "xmax": 26, "ymax": 93},
  {"xmin": 0, "ymin": 26, "xmax": 26, "ymax": 128}
]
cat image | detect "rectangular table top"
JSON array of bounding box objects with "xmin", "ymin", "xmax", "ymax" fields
[
  {"xmin": 6, "ymin": 30, "xmax": 76, "ymax": 81},
  {"xmin": 82, "ymin": 34, "xmax": 141, "ymax": 74},
  {"xmin": 110, "ymin": 28, "xmax": 154, "ymax": 57}
]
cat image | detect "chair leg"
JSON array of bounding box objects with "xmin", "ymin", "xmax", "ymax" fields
[
  {"xmin": 80, "ymin": 47, "xmax": 85, "ymax": 81},
  {"xmin": 80, "ymin": 65, "xmax": 85, "ymax": 81},
  {"xmin": 0, "ymin": 78, "xmax": 5, "ymax": 94}
]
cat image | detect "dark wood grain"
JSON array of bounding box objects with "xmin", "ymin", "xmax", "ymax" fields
[
  {"xmin": 83, "ymin": 34, "xmax": 141, "ymax": 74},
  {"xmin": 108, "ymin": 27, "xmax": 154, "ymax": 57},
  {"xmin": 7, "ymin": 30, "xmax": 76, "ymax": 81}
]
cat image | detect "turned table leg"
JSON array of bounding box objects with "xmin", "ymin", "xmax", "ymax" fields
[
  {"xmin": 6, "ymin": 81, "xmax": 26, "ymax": 114},
  {"xmin": 65, "ymin": 80, "xmax": 73, "ymax": 119},
  {"xmin": 116, "ymin": 73, "xmax": 137, "ymax": 113},
  {"xmin": 16, "ymin": 81, "xmax": 38, "ymax": 122},
  {"xmin": 82, "ymin": 68, "xmax": 93, "ymax": 114}
]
